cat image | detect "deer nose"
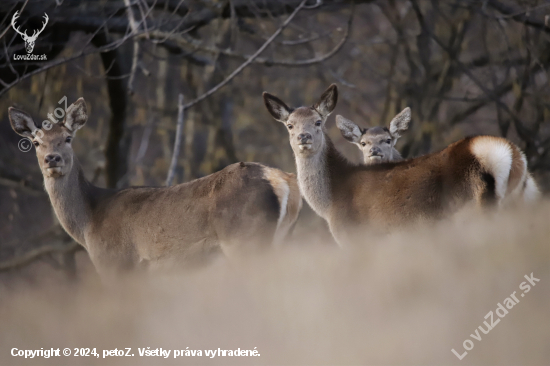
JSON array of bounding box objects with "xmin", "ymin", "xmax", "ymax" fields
[
  {"xmin": 370, "ymin": 147, "xmax": 382, "ymax": 155},
  {"xmin": 44, "ymin": 154, "xmax": 62, "ymax": 164},
  {"xmin": 297, "ymin": 133, "xmax": 312, "ymax": 142}
]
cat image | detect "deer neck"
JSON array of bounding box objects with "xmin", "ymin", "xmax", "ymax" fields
[
  {"xmin": 43, "ymin": 158, "xmax": 102, "ymax": 248},
  {"xmin": 294, "ymin": 133, "xmax": 350, "ymax": 219}
]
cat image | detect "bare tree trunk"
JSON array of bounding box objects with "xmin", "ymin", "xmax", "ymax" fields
[
  {"xmin": 156, "ymin": 47, "xmax": 172, "ymax": 175},
  {"xmin": 183, "ymin": 108, "xmax": 196, "ymax": 181},
  {"xmin": 91, "ymin": 32, "xmax": 129, "ymax": 189}
]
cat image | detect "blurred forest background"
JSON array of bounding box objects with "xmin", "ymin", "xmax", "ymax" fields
[{"xmin": 0, "ymin": 0, "xmax": 549, "ymax": 281}]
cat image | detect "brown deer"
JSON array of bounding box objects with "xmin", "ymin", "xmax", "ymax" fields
[
  {"xmin": 336, "ymin": 108, "xmax": 411, "ymax": 165},
  {"xmin": 9, "ymin": 98, "xmax": 302, "ymax": 277},
  {"xmin": 263, "ymin": 84, "xmax": 539, "ymax": 246}
]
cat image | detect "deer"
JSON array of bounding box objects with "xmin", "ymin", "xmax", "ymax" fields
[
  {"xmin": 337, "ymin": 109, "xmax": 540, "ymax": 203},
  {"xmin": 262, "ymin": 84, "xmax": 540, "ymax": 246},
  {"xmin": 11, "ymin": 11, "xmax": 49, "ymax": 54},
  {"xmin": 336, "ymin": 107, "xmax": 411, "ymax": 165},
  {"xmin": 9, "ymin": 98, "xmax": 302, "ymax": 278}
]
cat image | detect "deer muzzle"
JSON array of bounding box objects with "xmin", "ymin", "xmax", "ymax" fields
[{"xmin": 297, "ymin": 133, "xmax": 313, "ymax": 151}]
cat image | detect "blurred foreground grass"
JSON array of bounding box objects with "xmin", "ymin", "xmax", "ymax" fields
[{"xmin": 0, "ymin": 201, "xmax": 549, "ymax": 365}]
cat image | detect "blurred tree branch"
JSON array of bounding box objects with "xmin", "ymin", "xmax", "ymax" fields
[
  {"xmin": 0, "ymin": 174, "xmax": 44, "ymax": 196},
  {"xmin": 410, "ymin": 0, "xmax": 538, "ymax": 144},
  {"xmin": 0, "ymin": 241, "xmax": 81, "ymax": 272},
  {"xmin": 155, "ymin": 7, "xmax": 353, "ymax": 68},
  {"xmin": 181, "ymin": 0, "xmax": 310, "ymax": 110},
  {"xmin": 486, "ymin": 0, "xmax": 550, "ymax": 34},
  {"xmin": 0, "ymin": 225, "xmax": 82, "ymax": 274}
]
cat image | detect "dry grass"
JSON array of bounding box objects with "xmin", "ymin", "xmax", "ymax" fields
[{"xmin": 1, "ymin": 202, "xmax": 549, "ymax": 365}]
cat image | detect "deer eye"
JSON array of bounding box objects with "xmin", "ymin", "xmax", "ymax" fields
[
  {"xmin": 287, "ymin": 124, "xmax": 293, "ymax": 130},
  {"xmin": 65, "ymin": 136, "xmax": 72, "ymax": 143},
  {"xmin": 360, "ymin": 142, "xmax": 366, "ymax": 147},
  {"xmin": 315, "ymin": 120, "xmax": 322, "ymax": 127},
  {"xmin": 385, "ymin": 139, "xmax": 391, "ymax": 144},
  {"xmin": 33, "ymin": 141, "xmax": 40, "ymax": 147}
]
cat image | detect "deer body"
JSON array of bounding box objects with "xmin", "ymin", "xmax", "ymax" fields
[
  {"xmin": 263, "ymin": 84, "xmax": 539, "ymax": 246},
  {"xmin": 309, "ymin": 137, "xmax": 516, "ymax": 223},
  {"xmin": 46, "ymin": 160, "xmax": 296, "ymax": 273},
  {"xmin": 9, "ymin": 99, "xmax": 302, "ymax": 277}
]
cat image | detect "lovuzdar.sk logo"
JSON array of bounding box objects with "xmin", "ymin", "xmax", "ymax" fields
[{"xmin": 11, "ymin": 10, "xmax": 48, "ymax": 61}]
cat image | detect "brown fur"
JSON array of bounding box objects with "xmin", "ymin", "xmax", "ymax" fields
[
  {"xmin": 8, "ymin": 99, "xmax": 302, "ymax": 278},
  {"xmin": 324, "ymin": 135, "xmax": 533, "ymax": 244},
  {"xmin": 327, "ymin": 137, "xmax": 484, "ymax": 226},
  {"xmin": 263, "ymin": 84, "xmax": 537, "ymax": 246}
]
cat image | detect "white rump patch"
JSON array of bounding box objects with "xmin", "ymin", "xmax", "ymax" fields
[
  {"xmin": 523, "ymin": 174, "xmax": 541, "ymax": 203},
  {"xmin": 470, "ymin": 137, "xmax": 513, "ymax": 201},
  {"xmin": 504, "ymin": 152, "xmax": 527, "ymax": 202},
  {"xmin": 263, "ymin": 168, "xmax": 290, "ymax": 241},
  {"xmin": 276, "ymin": 182, "xmax": 290, "ymax": 230}
]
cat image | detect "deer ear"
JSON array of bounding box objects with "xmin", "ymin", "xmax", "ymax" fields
[
  {"xmin": 389, "ymin": 107, "xmax": 411, "ymax": 139},
  {"xmin": 313, "ymin": 84, "xmax": 338, "ymax": 118},
  {"xmin": 336, "ymin": 115, "xmax": 362, "ymax": 143},
  {"xmin": 263, "ymin": 92, "xmax": 292, "ymax": 123},
  {"xmin": 64, "ymin": 98, "xmax": 88, "ymax": 132},
  {"xmin": 8, "ymin": 107, "xmax": 38, "ymax": 138}
]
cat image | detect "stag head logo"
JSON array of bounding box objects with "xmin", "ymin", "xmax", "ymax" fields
[{"xmin": 11, "ymin": 11, "xmax": 48, "ymax": 54}]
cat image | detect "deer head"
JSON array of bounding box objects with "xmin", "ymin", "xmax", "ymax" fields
[
  {"xmin": 336, "ymin": 107, "xmax": 411, "ymax": 164},
  {"xmin": 9, "ymin": 98, "xmax": 88, "ymax": 179},
  {"xmin": 11, "ymin": 11, "xmax": 48, "ymax": 53},
  {"xmin": 263, "ymin": 84, "xmax": 338, "ymax": 157}
]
